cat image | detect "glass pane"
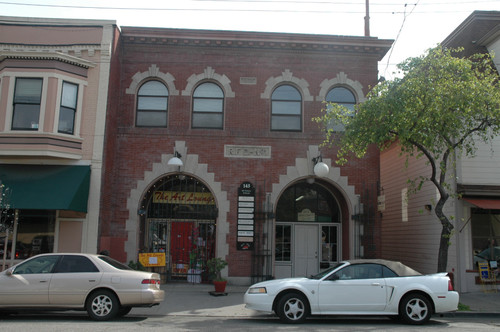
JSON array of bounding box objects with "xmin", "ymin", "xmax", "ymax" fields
[
  {"xmin": 138, "ymin": 96, "xmax": 168, "ymax": 110},
  {"xmin": 58, "ymin": 106, "xmax": 75, "ymax": 134},
  {"xmin": 272, "ymin": 85, "xmax": 301, "ymax": 101},
  {"xmin": 275, "ymin": 225, "xmax": 291, "ymax": 262},
  {"xmin": 137, "ymin": 111, "xmax": 167, "ymax": 127},
  {"xmin": 272, "ymin": 100, "xmax": 301, "ymax": 115},
  {"xmin": 192, "ymin": 113, "xmax": 223, "ymax": 128},
  {"xmin": 326, "ymin": 87, "xmax": 355, "ymax": 103},
  {"xmin": 321, "ymin": 226, "xmax": 338, "ymax": 262},
  {"xmin": 271, "ymin": 115, "xmax": 301, "ymax": 131},
  {"xmin": 193, "ymin": 83, "xmax": 223, "ymax": 98},
  {"xmin": 61, "ymin": 82, "xmax": 78, "ymax": 109},
  {"xmin": 139, "ymin": 81, "xmax": 168, "ymax": 96},
  {"xmin": 193, "ymin": 99, "xmax": 223, "ymax": 113},
  {"xmin": 12, "ymin": 104, "xmax": 40, "ymax": 130},
  {"xmin": 13, "ymin": 255, "xmax": 59, "ymax": 274},
  {"xmin": 14, "ymin": 78, "xmax": 42, "ymax": 103}
]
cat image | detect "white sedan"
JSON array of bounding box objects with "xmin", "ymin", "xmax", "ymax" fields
[
  {"xmin": 244, "ymin": 259, "xmax": 458, "ymax": 325},
  {"xmin": 0, "ymin": 253, "xmax": 165, "ymax": 320}
]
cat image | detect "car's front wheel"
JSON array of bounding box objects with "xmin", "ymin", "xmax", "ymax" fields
[
  {"xmin": 86, "ymin": 289, "xmax": 119, "ymax": 321},
  {"xmin": 399, "ymin": 293, "xmax": 432, "ymax": 325},
  {"xmin": 276, "ymin": 292, "xmax": 309, "ymax": 324}
]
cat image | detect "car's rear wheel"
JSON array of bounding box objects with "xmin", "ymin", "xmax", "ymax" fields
[
  {"xmin": 276, "ymin": 292, "xmax": 309, "ymax": 324},
  {"xmin": 86, "ymin": 289, "xmax": 119, "ymax": 321},
  {"xmin": 399, "ymin": 293, "xmax": 432, "ymax": 325}
]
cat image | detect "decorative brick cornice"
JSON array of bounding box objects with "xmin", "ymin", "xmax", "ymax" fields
[{"xmin": 121, "ymin": 27, "xmax": 393, "ymax": 60}]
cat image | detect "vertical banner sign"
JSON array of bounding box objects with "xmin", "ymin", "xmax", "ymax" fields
[{"xmin": 237, "ymin": 182, "xmax": 255, "ymax": 250}]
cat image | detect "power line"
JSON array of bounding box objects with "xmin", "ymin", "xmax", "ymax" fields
[{"xmin": 0, "ymin": 0, "xmax": 496, "ymax": 14}]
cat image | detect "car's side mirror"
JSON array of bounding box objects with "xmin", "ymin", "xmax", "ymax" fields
[{"xmin": 5, "ymin": 268, "xmax": 13, "ymax": 276}]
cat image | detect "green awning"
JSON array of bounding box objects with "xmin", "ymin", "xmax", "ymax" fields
[{"xmin": 0, "ymin": 165, "xmax": 91, "ymax": 212}]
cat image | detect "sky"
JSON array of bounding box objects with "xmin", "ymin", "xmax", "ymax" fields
[{"xmin": 1, "ymin": 0, "xmax": 499, "ymax": 79}]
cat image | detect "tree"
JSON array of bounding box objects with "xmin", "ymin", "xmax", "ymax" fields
[{"xmin": 314, "ymin": 46, "xmax": 500, "ymax": 272}]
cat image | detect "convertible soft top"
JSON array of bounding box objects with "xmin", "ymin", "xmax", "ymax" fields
[{"xmin": 345, "ymin": 259, "xmax": 423, "ymax": 277}]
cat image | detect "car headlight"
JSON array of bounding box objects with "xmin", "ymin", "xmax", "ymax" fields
[{"xmin": 248, "ymin": 287, "xmax": 267, "ymax": 294}]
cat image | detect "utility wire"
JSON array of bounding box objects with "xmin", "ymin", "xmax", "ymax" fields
[{"xmin": 382, "ymin": 1, "xmax": 420, "ymax": 78}]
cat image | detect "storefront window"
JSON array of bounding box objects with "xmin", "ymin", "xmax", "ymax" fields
[
  {"xmin": 0, "ymin": 209, "xmax": 55, "ymax": 259},
  {"xmin": 471, "ymin": 209, "xmax": 500, "ymax": 267}
]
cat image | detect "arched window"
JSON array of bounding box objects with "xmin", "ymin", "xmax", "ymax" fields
[
  {"xmin": 192, "ymin": 82, "xmax": 224, "ymax": 129},
  {"xmin": 136, "ymin": 80, "xmax": 168, "ymax": 127},
  {"xmin": 325, "ymin": 86, "xmax": 356, "ymax": 131},
  {"xmin": 271, "ymin": 85, "xmax": 302, "ymax": 131}
]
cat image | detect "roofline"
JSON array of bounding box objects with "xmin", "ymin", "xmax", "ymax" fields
[
  {"xmin": 0, "ymin": 15, "xmax": 117, "ymax": 27},
  {"xmin": 121, "ymin": 26, "xmax": 393, "ymax": 60},
  {"xmin": 442, "ymin": 10, "xmax": 500, "ymax": 46}
]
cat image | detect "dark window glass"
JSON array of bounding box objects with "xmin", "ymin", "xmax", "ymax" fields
[
  {"xmin": 271, "ymin": 85, "xmax": 302, "ymax": 131},
  {"xmin": 276, "ymin": 182, "xmax": 340, "ymax": 222},
  {"xmin": 325, "ymin": 86, "xmax": 356, "ymax": 131},
  {"xmin": 471, "ymin": 209, "xmax": 500, "ymax": 267},
  {"xmin": 58, "ymin": 81, "xmax": 78, "ymax": 134},
  {"xmin": 12, "ymin": 78, "xmax": 42, "ymax": 130},
  {"xmin": 333, "ymin": 263, "xmax": 383, "ymax": 280},
  {"xmin": 137, "ymin": 80, "xmax": 168, "ymax": 127},
  {"xmin": 99, "ymin": 255, "xmax": 134, "ymax": 270},
  {"xmin": 275, "ymin": 225, "xmax": 291, "ymax": 262},
  {"xmin": 192, "ymin": 82, "xmax": 224, "ymax": 129},
  {"xmin": 13, "ymin": 255, "xmax": 60, "ymax": 274},
  {"xmin": 54, "ymin": 255, "xmax": 99, "ymax": 273},
  {"xmin": 382, "ymin": 266, "xmax": 398, "ymax": 278}
]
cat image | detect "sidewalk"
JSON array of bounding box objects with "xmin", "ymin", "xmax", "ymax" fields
[{"xmin": 132, "ymin": 283, "xmax": 500, "ymax": 318}]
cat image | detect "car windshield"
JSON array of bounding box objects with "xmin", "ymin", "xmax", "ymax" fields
[
  {"xmin": 309, "ymin": 262, "xmax": 345, "ymax": 279},
  {"xmin": 98, "ymin": 255, "xmax": 133, "ymax": 270}
]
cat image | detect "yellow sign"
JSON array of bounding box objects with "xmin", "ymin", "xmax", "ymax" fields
[
  {"xmin": 139, "ymin": 253, "xmax": 166, "ymax": 267},
  {"xmin": 153, "ymin": 191, "xmax": 214, "ymax": 205}
]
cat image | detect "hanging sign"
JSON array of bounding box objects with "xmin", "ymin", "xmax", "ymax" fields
[{"xmin": 237, "ymin": 182, "xmax": 255, "ymax": 250}]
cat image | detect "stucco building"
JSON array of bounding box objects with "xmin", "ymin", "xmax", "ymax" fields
[{"xmin": 0, "ymin": 16, "xmax": 116, "ymax": 266}]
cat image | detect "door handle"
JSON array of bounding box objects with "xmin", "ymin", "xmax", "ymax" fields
[{"xmin": 371, "ymin": 283, "xmax": 381, "ymax": 286}]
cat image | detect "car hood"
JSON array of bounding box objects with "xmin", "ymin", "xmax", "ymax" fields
[{"xmin": 249, "ymin": 277, "xmax": 310, "ymax": 289}]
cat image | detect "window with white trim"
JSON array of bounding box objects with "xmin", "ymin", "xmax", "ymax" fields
[
  {"xmin": 271, "ymin": 85, "xmax": 302, "ymax": 131},
  {"xmin": 12, "ymin": 78, "xmax": 43, "ymax": 130},
  {"xmin": 136, "ymin": 80, "xmax": 169, "ymax": 127},
  {"xmin": 192, "ymin": 82, "xmax": 224, "ymax": 129},
  {"xmin": 58, "ymin": 81, "xmax": 78, "ymax": 134}
]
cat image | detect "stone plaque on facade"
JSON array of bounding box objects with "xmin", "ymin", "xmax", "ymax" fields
[{"xmin": 225, "ymin": 145, "xmax": 271, "ymax": 159}]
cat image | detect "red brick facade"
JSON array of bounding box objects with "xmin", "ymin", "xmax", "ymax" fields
[{"xmin": 100, "ymin": 27, "xmax": 391, "ymax": 283}]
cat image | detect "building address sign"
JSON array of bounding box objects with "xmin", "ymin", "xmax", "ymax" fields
[{"xmin": 237, "ymin": 181, "xmax": 255, "ymax": 250}]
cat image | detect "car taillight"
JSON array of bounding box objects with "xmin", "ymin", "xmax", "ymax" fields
[
  {"xmin": 448, "ymin": 279, "xmax": 454, "ymax": 291},
  {"xmin": 142, "ymin": 279, "xmax": 160, "ymax": 285}
]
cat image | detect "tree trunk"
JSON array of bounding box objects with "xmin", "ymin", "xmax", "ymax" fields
[{"xmin": 435, "ymin": 202, "xmax": 454, "ymax": 273}]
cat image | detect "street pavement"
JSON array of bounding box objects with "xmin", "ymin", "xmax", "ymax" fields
[{"xmin": 131, "ymin": 282, "xmax": 500, "ymax": 318}]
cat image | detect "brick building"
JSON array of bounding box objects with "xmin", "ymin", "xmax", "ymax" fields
[{"xmin": 100, "ymin": 27, "xmax": 392, "ymax": 284}]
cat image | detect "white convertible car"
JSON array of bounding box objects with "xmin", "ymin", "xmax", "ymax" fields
[{"xmin": 244, "ymin": 259, "xmax": 459, "ymax": 325}]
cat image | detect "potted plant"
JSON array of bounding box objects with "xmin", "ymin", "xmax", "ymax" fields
[{"xmin": 207, "ymin": 257, "xmax": 228, "ymax": 293}]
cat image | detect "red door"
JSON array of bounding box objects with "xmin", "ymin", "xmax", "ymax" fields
[{"xmin": 170, "ymin": 222, "xmax": 193, "ymax": 276}]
